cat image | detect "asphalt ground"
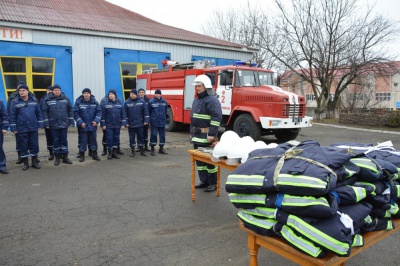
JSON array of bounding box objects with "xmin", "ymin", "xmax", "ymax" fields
[{"xmin": 1, "ymin": 125, "xmax": 400, "ymax": 265}]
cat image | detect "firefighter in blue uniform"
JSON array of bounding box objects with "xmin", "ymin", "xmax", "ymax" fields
[
  {"xmin": 9, "ymin": 85, "xmax": 43, "ymax": 171},
  {"xmin": 138, "ymin": 88, "xmax": 151, "ymax": 152},
  {"xmin": 191, "ymin": 75, "xmax": 222, "ymax": 192},
  {"xmin": 0, "ymin": 99, "xmax": 9, "ymax": 174},
  {"xmin": 42, "ymin": 84, "xmax": 74, "ymax": 166},
  {"xmin": 124, "ymin": 89, "xmax": 149, "ymax": 157},
  {"xmin": 101, "ymin": 89, "xmax": 126, "ymax": 160},
  {"xmin": 148, "ymin": 89, "xmax": 168, "ymax": 156},
  {"xmin": 7, "ymin": 81, "xmax": 33, "ymax": 165},
  {"xmin": 74, "ymin": 88, "xmax": 102, "ymax": 162},
  {"xmin": 40, "ymin": 86, "xmax": 54, "ymax": 160}
]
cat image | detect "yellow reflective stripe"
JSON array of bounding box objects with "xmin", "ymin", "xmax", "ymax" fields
[
  {"xmin": 281, "ymin": 225, "xmax": 323, "ymax": 257},
  {"xmin": 350, "ymin": 158, "xmax": 379, "ymax": 173},
  {"xmin": 242, "ymin": 207, "xmax": 276, "ymax": 219},
  {"xmin": 288, "ymin": 215, "xmax": 349, "ymax": 255},
  {"xmin": 277, "ymin": 174, "xmax": 328, "ymax": 188},
  {"xmin": 238, "ymin": 210, "xmax": 277, "ymax": 230},
  {"xmin": 193, "ymin": 113, "xmax": 211, "ymax": 119},
  {"xmin": 210, "ymin": 120, "xmax": 220, "ymax": 126},
  {"xmin": 349, "ymin": 186, "xmax": 366, "ymax": 202},
  {"xmin": 207, "ymin": 167, "xmax": 218, "ymax": 174},
  {"xmin": 226, "ymin": 174, "xmax": 264, "ymax": 186},
  {"xmin": 282, "ymin": 195, "xmax": 329, "ymax": 207},
  {"xmin": 343, "ymin": 165, "xmax": 357, "ymax": 178},
  {"xmin": 197, "ymin": 166, "xmax": 207, "ymax": 171},
  {"xmin": 192, "ymin": 137, "xmax": 209, "ymax": 143}
]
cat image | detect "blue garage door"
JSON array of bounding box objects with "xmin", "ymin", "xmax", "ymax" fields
[
  {"xmin": 104, "ymin": 48, "xmax": 170, "ymax": 100},
  {"xmin": 0, "ymin": 41, "xmax": 72, "ymax": 103}
]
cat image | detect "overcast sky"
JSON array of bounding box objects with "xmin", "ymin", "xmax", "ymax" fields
[{"xmin": 106, "ymin": 0, "xmax": 400, "ymax": 57}]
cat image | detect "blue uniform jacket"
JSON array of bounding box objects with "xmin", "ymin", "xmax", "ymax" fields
[
  {"xmin": 124, "ymin": 97, "xmax": 149, "ymax": 128},
  {"xmin": 42, "ymin": 92, "xmax": 74, "ymax": 129},
  {"xmin": 101, "ymin": 98, "xmax": 126, "ymax": 128},
  {"xmin": 148, "ymin": 97, "xmax": 167, "ymax": 127},
  {"xmin": 73, "ymin": 95, "xmax": 101, "ymax": 132},
  {"xmin": 9, "ymin": 95, "xmax": 43, "ymax": 132},
  {"xmin": 0, "ymin": 100, "xmax": 9, "ymax": 130},
  {"xmin": 190, "ymin": 90, "xmax": 222, "ymax": 146}
]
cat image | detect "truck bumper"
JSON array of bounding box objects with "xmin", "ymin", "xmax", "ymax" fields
[{"xmin": 259, "ymin": 116, "xmax": 313, "ymax": 129}]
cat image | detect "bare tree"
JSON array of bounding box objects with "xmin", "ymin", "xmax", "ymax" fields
[
  {"xmin": 259, "ymin": 0, "xmax": 399, "ymax": 119},
  {"xmin": 201, "ymin": 0, "xmax": 399, "ymax": 120},
  {"xmin": 201, "ymin": 2, "xmax": 281, "ymax": 69}
]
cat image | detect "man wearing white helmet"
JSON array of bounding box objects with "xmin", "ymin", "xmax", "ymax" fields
[{"xmin": 190, "ymin": 74, "xmax": 222, "ymax": 192}]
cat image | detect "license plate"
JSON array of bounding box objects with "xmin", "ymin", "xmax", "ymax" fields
[{"xmin": 293, "ymin": 118, "xmax": 302, "ymax": 123}]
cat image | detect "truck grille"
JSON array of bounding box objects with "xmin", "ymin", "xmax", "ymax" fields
[{"xmin": 282, "ymin": 104, "xmax": 305, "ymax": 118}]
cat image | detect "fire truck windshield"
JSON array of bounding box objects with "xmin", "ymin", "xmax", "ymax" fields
[
  {"xmin": 235, "ymin": 70, "xmax": 274, "ymax": 87},
  {"xmin": 259, "ymin": 72, "xmax": 274, "ymax": 86}
]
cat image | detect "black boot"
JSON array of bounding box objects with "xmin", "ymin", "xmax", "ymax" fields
[
  {"xmin": 150, "ymin": 146, "xmax": 156, "ymax": 156},
  {"xmin": 145, "ymin": 142, "xmax": 151, "ymax": 152},
  {"xmin": 76, "ymin": 152, "xmax": 81, "ymax": 158},
  {"xmin": 22, "ymin": 158, "xmax": 29, "ymax": 171},
  {"xmin": 92, "ymin": 150, "xmax": 100, "ymax": 161},
  {"xmin": 112, "ymin": 148, "xmax": 120, "ymax": 159},
  {"xmin": 101, "ymin": 144, "xmax": 107, "ymax": 156},
  {"xmin": 32, "ymin": 156, "xmax": 41, "ymax": 169},
  {"xmin": 116, "ymin": 145, "xmax": 124, "ymax": 155},
  {"xmin": 79, "ymin": 152, "xmax": 85, "ymax": 162},
  {"xmin": 135, "ymin": 146, "xmax": 140, "ymax": 152},
  {"xmin": 159, "ymin": 146, "xmax": 168, "ymax": 154},
  {"xmin": 88, "ymin": 149, "xmax": 93, "ymax": 157},
  {"xmin": 140, "ymin": 146, "xmax": 147, "ymax": 157},
  {"xmin": 62, "ymin": 154, "xmax": 73, "ymax": 164},
  {"xmin": 48, "ymin": 150, "xmax": 54, "ymax": 161},
  {"xmin": 16, "ymin": 151, "xmax": 22, "ymax": 164},
  {"xmin": 54, "ymin": 155, "xmax": 61, "ymax": 166},
  {"xmin": 130, "ymin": 147, "xmax": 136, "ymax": 157},
  {"xmin": 107, "ymin": 149, "xmax": 113, "ymax": 160}
]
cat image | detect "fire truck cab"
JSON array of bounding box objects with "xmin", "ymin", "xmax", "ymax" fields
[{"xmin": 137, "ymin": 61, "xmax": 312, "ymax": 141}]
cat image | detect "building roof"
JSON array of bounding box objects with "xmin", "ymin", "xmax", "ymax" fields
[
  {"xmin": 0, "ymin": 0, "xmax": 247, "ymax": 49},
  {"xmin": 280, "ymin": 61, "xmax": 400, "ymax": 80}
]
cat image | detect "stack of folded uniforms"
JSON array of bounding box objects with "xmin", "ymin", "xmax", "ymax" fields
[{"xmin": 226, "ymin": 140, "xmax": 400, "ymax": 258}]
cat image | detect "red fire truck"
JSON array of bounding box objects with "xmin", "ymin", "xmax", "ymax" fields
[{"xmin": 137, "ymin": 61, "xmax": 312, "ymax": 141}]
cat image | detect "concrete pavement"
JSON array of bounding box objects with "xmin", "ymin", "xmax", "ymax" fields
[{"xmin": 1, "ymin": 125, "xmax": 400, "ymax": 265}]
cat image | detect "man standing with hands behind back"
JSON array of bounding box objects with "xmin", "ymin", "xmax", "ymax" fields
[{"xmin": 190, "ymin": 75, "xmax": 222, "ymax": 192}]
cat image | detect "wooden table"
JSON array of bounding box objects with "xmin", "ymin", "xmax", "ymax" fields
[
  {"xmin": 240, "ymin": 219, "xmax": 400, "ymax": 266},
  {"xmin": 187, "ymin": 149, "xmax": 239, "ymax": 201}
]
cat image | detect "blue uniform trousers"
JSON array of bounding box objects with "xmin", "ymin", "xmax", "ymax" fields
[
  {"xmin": 44, "ymin": 127, "xmax": 53, "ymax": 151},
  {"xmin": 0, "ymin": 133, "xmax": 6, "ymax": 171},
  {"xmin": 150, "ymin": 126, "xmax": 165, "ymax": 147},
  {"xmin": 105, "ymin": 127, "xmax": 120, "ymax": 150},
  {"xmin": 79, "ymin": 131, "xmax": 98, "ymax": 152},
  {"xmin": 17, "ymin": 131, "xmax": 39, "ymax": 158},
  {"xmin": 143, "ymin": 124, "xmax": 149, "ymax": 143},
  {"xmin": 128, "ymin": 127, "xmax": 144, "ymax": 148},
  {"xmin": 102, "ymin": 129, "xmax": 106, "ymax": 145},
  {"xmin": 51, "ymin": 128, "xmax": 69, "ymax": 155},
  {"xmin": 15, "ymin": 134, "xmax": 20, "ymax": 151},
  {"xmin": 194, "ymin": 145, "xmax": 217, "ymax": 185}
]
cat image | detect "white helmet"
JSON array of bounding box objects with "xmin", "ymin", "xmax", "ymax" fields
[{"xmin": 192, "ymin": 74, "xmax": 212, "ymax": 89}]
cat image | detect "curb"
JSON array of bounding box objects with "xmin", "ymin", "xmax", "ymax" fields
[{"xmin": 314, "ymin": 123, "xmax": 400, "ymax": 135}]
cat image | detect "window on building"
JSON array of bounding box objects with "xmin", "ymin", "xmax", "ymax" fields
[
  {"xmin": 306, "ymin": 94, "xmax": 315, "ymax": 101},
  {"xmin": 349, "ymin": 93, "xmax": 364, "ymax": 101},
  {"xmin": 394, "ymin": 83, "xmax": 398, "ymax": 87},
  {"xmin": 375, "ymin": 92, "xmax": 391, "ymax": 101},
  {"xmin": 0, "ymin": 56, "xmax": 54, "ymax": 102},
  {"xmin": 120, "ymin": 62, "xmax": 157, "ymax": 100}
]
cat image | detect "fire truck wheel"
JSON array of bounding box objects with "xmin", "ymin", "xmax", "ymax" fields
[
  {"xmin": 166, "ymin": 107, "xmax": 179, "ymax": 132},
  {"xmin": 233, "ymin": 114, "xmax": 261, "ymax": 141},
  {"xmin": 274, "ymin": 129, "xmax": 300, "ymax": 142}
]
